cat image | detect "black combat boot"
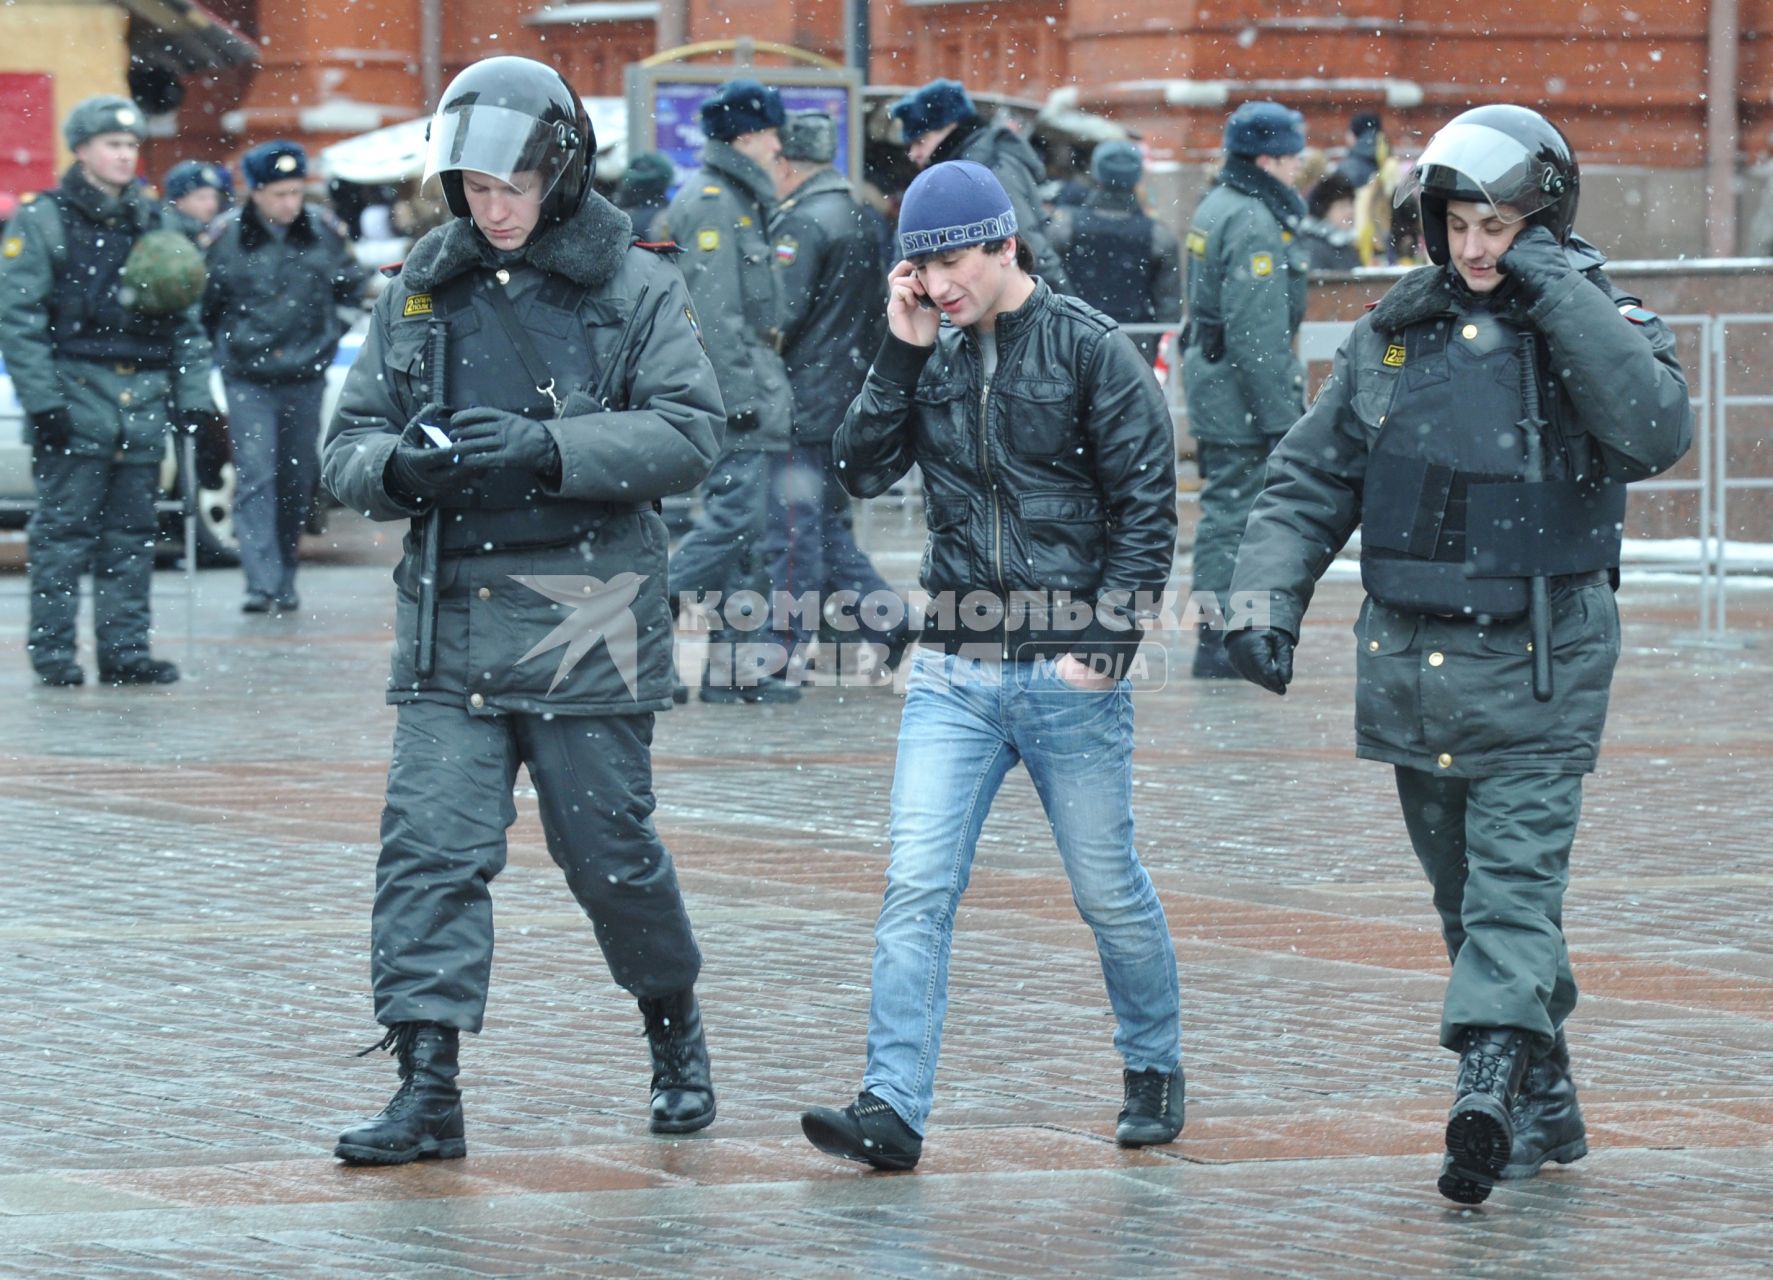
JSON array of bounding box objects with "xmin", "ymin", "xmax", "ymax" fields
[
  {"xmin": 639, "ymin": 989, "xmax": 716, "ymax": 1134},
  {"xmin": 1190, "ymin": 623, "xmax": 1238, "ymax": 679},
  {"xmin": 35, "ymin": 659, "xmax": 84, "ymax": 687},
  {"xmin": 98, "ymin": 656, "xmax": 180, "ymax": 685},
  {"xmin": 801, "ymin": 1090, "xmax": 923, "ymax": 1170},
  {"xmin": 1439, "ymin": 1026, "xmax": 1532, "ymax": 1204},
  {"xmin": 334, "ymin": 1023, "xmax": 465, "ymax": 1165},
  {"xmin": 1115, "ymin": 1066, "xmax": 1186, "ymax": 1147},
  {"xmin": 1499, "ymin": 1029, "xmax": 1588, "ymax": 1180}
]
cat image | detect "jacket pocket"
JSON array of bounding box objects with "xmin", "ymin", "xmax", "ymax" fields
[
  {"xmin": 912, "ymin": 377, "xmax": 971, "ymax": 465},
  {"xmin": 1013, "ymin": 490, "xmax": 1105, "ymax": 590},
  {"xmin": 1353, "ymin": 598, "xmax": 1425, "ymax": 754},
  {"xmin": 383, "ymin": 326, "xmax": 431, "ymax": 405},
  {"xmin": 919, "ymin": 494, "xmax": 972, "ymax": 589},
  {"xmin": 997, "ymin": 376, "xmax": 1078, "ymax": 459}
]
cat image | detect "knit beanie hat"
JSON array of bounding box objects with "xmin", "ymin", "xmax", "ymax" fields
[
  {"xmin": 1091, "ymin": 140, "xmax": 1143, "ymax": 191},
  {"xmin": 896, "ymin": 160, "xmax": 1016, "ymax": 260}
]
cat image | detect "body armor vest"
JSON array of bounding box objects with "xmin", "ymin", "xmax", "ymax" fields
[
  {"xmin": 47, "ymin": 193, "xmax": 179, "ymax": 367},
  {"xmin": 427, "ymin": 269, "xmax": 640, "ymax": 555},
  {"xmin": 1068, "ymin": 209, "xmax": 1157, "ymax": 324},
  {"xmin": 1360, "ymin": 309, "xmax": 1626, "ymax": 618}
]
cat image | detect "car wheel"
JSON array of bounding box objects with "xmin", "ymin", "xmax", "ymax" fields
[{"xmin": 159, "ymin": 455, "xmax": 239, "ymax": 568}]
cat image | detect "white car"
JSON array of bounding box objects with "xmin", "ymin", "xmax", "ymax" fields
[{"xmin": 0, "ymin": 320, "xmax": 366, "ymax": 565}]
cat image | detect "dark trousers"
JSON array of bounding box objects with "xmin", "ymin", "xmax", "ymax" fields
[
  {"xmin": 1190, "ymin": 436, "xmax": 1285, "ymax": 615},
  {"xmin": 1394, "ymin": 766, "xmax": 1582, "ymax": 1054},
  {"xmin": 762, "ymin": 446, "xmax": 903, "ymax": 648},
  {"xmin": 668, "ymin": 444, "xmax": 775, "ymax": 634},
  {"xmin": 372, "ymin": 700, "xmax": 703, "ymax": 1032},
  {"xmin": 225, "ymin": 377, "xmax": 324, "ymax": 598},
  {"xmin": 26, "ymin": 454, "xmax": 158, "ymax": 670}
]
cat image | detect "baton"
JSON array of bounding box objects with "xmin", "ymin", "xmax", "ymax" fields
[
  {"xmin": 414, "ymin": 320, "xmax": 448, "ymax": 678},
  {"xmin": 1517, "ymin": 332, "xmax": 1553, "ymax": 703}
]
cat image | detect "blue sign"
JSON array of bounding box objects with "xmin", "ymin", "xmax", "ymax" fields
[{"xmin": 652, "ymin": 80, "xmax": 853, "ymax": 190}]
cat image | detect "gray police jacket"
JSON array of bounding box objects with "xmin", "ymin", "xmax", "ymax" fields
[
  {"xmin": 0, "ymin": 172, "xmax": 212, "ymax": 456},
  {"xmin": 1230, "ymin": 260, "xmax": 1692, "ymax": 776},
  {"xmin": 203, "ymin": 201, "xmax": 366, "ymax": 384},
  {"xmin": 1182, "ymin": 158, "xmax": 1310, "ymax": 443},
  {"xmin": 936, "ymin": 119, "xmax": 1073, "ymax": 295},
  {"xmin": 322, "ymin": 194, "xmax": 725, "ymax": 716},
  {"xmin": 657, "ymin": 140, "xmax": 792, "ymax": 448},
  {"xmin": 772, "ymin": 167, "xmax": 885, "ymax": 444}
]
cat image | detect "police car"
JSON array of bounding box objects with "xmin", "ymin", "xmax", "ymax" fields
[{"xmin": 0, "ymin": 320, "xmax": 365, "ymax": 565}]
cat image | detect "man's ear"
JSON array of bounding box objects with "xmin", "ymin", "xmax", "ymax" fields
[{"xmin": 1002, "ymin": 236, "xmax": 1019, "ymax": 265}]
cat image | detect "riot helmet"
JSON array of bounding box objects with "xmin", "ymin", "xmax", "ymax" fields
[
  {"xmin": 423, "ymin": 56, "xmax": 594, "ymax": 225},
  {"xmin": 1395, "ymin": 104, "xmax": 1579, "ymax": 265}
]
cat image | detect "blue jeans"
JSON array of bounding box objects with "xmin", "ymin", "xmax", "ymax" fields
[{"xmin": 863, "ymin": 651, "xmax": 1180, "ymax": 1134}]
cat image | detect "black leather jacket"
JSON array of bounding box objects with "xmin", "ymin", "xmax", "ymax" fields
[{"xmin": 834, "ymin": 281, "xmax": 1177, "ymax": 662}]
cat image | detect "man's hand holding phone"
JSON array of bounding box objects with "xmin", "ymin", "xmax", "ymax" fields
[{"xmin": 887, "ymin": 260, "xmax": 941, "ymax": 348}]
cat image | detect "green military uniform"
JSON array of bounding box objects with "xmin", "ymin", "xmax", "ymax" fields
[
  {"xmin": 1230, "ymin": 255, "xmax": 1692, "ymax": 1052},
  {"xmin": 0, "ymin": 158, "xmax": 213, "ymax": 683},
  {"xmin": 1181, "ymin": 154, "xmax": 1309, "ymax": 670}
]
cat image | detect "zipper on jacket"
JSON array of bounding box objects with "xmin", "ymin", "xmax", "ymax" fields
[{"xmin": 976, "ymin": 350, "xmax": 1008, "ymax": 658}]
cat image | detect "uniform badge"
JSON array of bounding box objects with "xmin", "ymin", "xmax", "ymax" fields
[
  {"xmin": 696, "ymin": 228, "xmax": 720, "ymax": 252},
  {"xmin": 773, "ymin": 236, "xmax": 798, "ymax": 266},
  {"xmin": 1185, "ymin": 230, "xmax": 1207, "ymax": 257},
  {"xmin": 1382, "ymin": 343, "xmax": 1407, "ymax": 367},
  {"xmin": 403, "ymin": 292, "xmax": 433, "ymax": 317},
  {"xmin": 738, "ymin": 215, "xmax": 753, "ymax": 227},
  {"xmin": 1250, "ymin": 252, "xmax": 1274, "ymax": 278},
  {"xmin": 701, "ymin": 185, "xmax": 723, "ymax": 197},
  {"xmin": 2, "ymin": 237, "xmax": 22, "ymax": 259},
  {"xmin": 276, "ymin": 153, "xmax": 299, "ymax": 173}
]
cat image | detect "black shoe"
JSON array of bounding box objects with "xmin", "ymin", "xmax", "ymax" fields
[
  {"xmin": 273, "ymin": 592, "xmax": 300, "ymax": 613},
  {"xmin": 1439, "ymin": 1027, "xmax": 1532, "ymax": 1205},
  {"xmin": 98, "ymin": 657, "xmax": 180, "ymax": 686},
  {"xmin": 801, "ymin": 1091, "xmax": 922, "ymax": 1170},
  {"xmin": 698, "ymin": 676, "xmax": 802, "ymax": 705},
  {"xmin": 335, "ymin": 1023, "xmax": 466, "ymax": 1165},
  {"xmin": 242, "ymin": 592, "xmax": 273, "ymax": 614},
  {"xmin": 35, "ymin": 660, "xmax": 84, "ymax": 687},
  {"xmin": 639, "ymin": 988, "xmax": 715, "ymax": 1134},
  {"xmin": 1500, "ymin": 1029, "xmax": 1588, "ymax": 1180},
  {"xmin": 1115, "ymin": 1066, "xmax": 1185, "ymax": 1147},
  {"xmin": 1190, "ymin": 624, "xmax": 1239, "ymax": 679},
  {"xmin": 672, "ymin": 681, "xmax": 690, "ymax": 705}
]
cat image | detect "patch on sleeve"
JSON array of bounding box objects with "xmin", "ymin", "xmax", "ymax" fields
[
  {"xmin": 1185, "ymin": 230, "xmax": 1208, "ymax": 257},
  {"xmin": 402, "ymin": 292, "xmax": 433, "ymax": 318},
  {"xmin": 696, "ymin": 228, "xmax": 720, "ymax": 252},
  {"xmin": 1382, "ymin": 343, "xmax": 1407, "ymax": 367},
  {"xmin": 1618, "ymin": 303, "xmax": 1657, "ymax": 325},
  {"xmin": 2, "ymin": 236, "xmax": 22, "ymax": 259},
  {"xmin": 1250, "ymin": 252, "xmax": 1274, "ymax": 278},
  {"xmin": 773, "ymin": 236, "xmax": 797, "ymax": 266}
]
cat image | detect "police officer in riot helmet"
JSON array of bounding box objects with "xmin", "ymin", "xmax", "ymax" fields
[
  {"xmin": 1225, "ymin": 103, "xmax": 1691, "ymax": 1204},
  {"xmin": 323, "ymin": 55, "xmax": 727, "ymax": 1164}
]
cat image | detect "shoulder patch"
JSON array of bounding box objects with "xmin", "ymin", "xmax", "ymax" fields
[
  {"xmin": 1185, "ymin": 230, "xmax": 1207, "ymax": 257},
  {"xmin": 1618, "ymin": 303, "xmax": 1656, "ymax": 325},
  {"xmin": 2, "ymin": 236, "xmax": 22, "ymax": 259},
  {"xmin": 1382, "ymin": 343, "xmax": 1407, "ymax": 367},
  {"xmin": 1250, "ymin": 252, "xmax": 1274, "ymax": 278},
  {"xmin": 379, "ymin": 260, "xmax": 405, "ymax": 278},
  {"xmin": 402, "ymin": 292, "xmax": 433, "ymax": 318},
  {"xmin": 773, "ymin": 236, "xmax": 798, "ymax": 266},
  {"xmin": 695, "ymin": 228, "xmax": 720, "ymax": 252}
]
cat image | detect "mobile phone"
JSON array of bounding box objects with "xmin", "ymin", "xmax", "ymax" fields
[
  {"xmin": 917, "ymin": 293, "xmax": 936, "ymax": 311},
  {"xmin": 419, "ymin": 422, "xmax": 453, "ymax": 449}
]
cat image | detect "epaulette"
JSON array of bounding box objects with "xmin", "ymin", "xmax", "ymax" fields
[
  {"xmin": 633, "ymin": 237, "xmax": 682, "ymax": 258},
  {"xmin": 700, "ymin": 184, "xmax": 724, "ymax": 199},
  {"xmin": 1618, "ymin": 303, "xmax": 1657, "ymax": 325},
  {"xmin": 379, "ymin": 261, "xmax": 404, "ymax": 278},
  {"xmin": 1364, "ymin": 301, "xmax": 1379, "ymax": 311},
  {"xmin": 18, "ymin": 192, "xmax": 38, "ymax": 206}
]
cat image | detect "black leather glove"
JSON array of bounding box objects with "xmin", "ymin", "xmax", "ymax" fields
[
  {"xmin": 1224, "ymin": 627, "xmax": 1296, "ymax": 696},
  {"xmin": 384, "ymin": 403, "xmax": 469, "ymax": 504},
  {"xmin": 29, "ymin": 407, "xmax": 74, "ymax": 453},
  {"xmin": 175, "ymin": 408, "xmax": 223, "ymax": 437},
  {"xmin": 446, "ymin": 406, "xmax": 560, "ymax": 480},
  {"xmin": 1498, "ymin": 224, "xmax": 1576, "ymax": 299}
]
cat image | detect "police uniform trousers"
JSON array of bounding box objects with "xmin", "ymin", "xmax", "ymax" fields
[
  {"xmin": 762, "ymin": 446, "xmax": 904, "ymax": 650},
  {"xmin": 225, "ymin": 377, "xmax": 324, "ymax": 599},
  {"xmin": 26, "ymin": 454, "xmax": 158, "ymax": 671},
  {"xmin": 1394, "ymin": 767, "xmax": 1581, "ymax": 1054},
  {"xmin": 1190, "ymin": 435, "xmax": 1285, "ymax": 615},
  {"xmin": 667, "ymin": 441, "xmax": 776, "ymax": 626},
  {"xmin": 372, "ymin": 700, "xmax": 703, "ymax": 1032}
]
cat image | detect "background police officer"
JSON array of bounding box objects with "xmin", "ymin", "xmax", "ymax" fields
[
  {"xmin": 1181, "ymin": 101, "xmax": 1309, "ymax": 678},
  {"xmin": 204, "ymin": 140, "xmax": 366, "ymax": 613},
  {"xmin": 889, "ymin": 77, "xmax": 1072, "ymax": 295},
  {"xmin": 0, "ymin": 94, "xmax": 215, "ymax": 687},
  {"xmin": 162, "ymin": 160, "xmax": 232, "ymax": 247},
  {"xmin": 1224, "ymin": 105, "xmax": 1692, "ymax": 1205},
  {"xmin": 1045, "ymin": 140, "xmax": 1182, "ymax": 364},
  {"xmin": 322, "ymin": 55, "xmax": 727, "ymax": 1164},
  {"xmin": 764, "ymin": 110, "xmax": 909, "ymax": 675},
  {"xmin": 658, "ymin": 79, "xmax": 797, "ymax": 701}
]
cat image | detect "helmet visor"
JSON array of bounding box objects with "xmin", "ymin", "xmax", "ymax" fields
[
  {"xmin": 1393, "ymin": 122, "xmax": 1558, "ymax": 222},
  {"xmin": 422, "ymin": 102, "xmax": 573, "ymax": 201}
]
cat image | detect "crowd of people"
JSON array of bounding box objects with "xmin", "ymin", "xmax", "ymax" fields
[{"xmin": 2, "ymin": 61, "xmax": 1692, "ymax": 1210}]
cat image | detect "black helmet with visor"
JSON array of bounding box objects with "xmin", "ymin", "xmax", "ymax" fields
[
  {"xmin": 1396, "ymin": 104, "xmax": 1579, "ymax": 265},
  {"xmin": 423, "ymin": 56, "xmax": 595, "ymax": 227}
]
